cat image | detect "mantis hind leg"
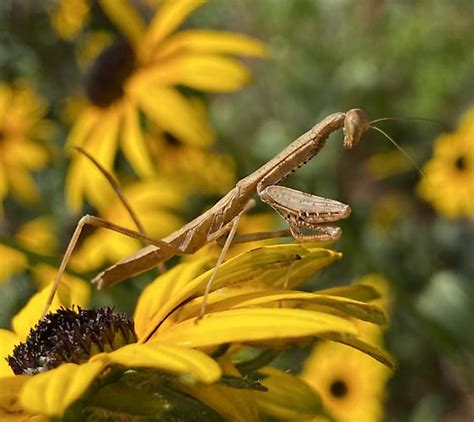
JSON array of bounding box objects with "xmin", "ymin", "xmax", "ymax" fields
[
  {"xmin": 198, "ymin": 199, "xmax": 255, "ymax": 320},
  {"xmin": 42, "ymin": 214, "xmax": 173, "ymax": 318}
]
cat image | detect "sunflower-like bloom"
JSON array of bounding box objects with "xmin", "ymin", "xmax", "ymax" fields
[
  {"xmin": 300, "ymin": 274, "xmax": 393, "ymax": 422},
  {"xmin": 0, "ymin": 81, "xmax": 53, "ymax": 212},
  {"xmin": 417, "ymin": 108, "xmax": 474, "ymax": 219},
  {"xmin": 0, "ymin": 245, "xmax": 393, "ymax": 420},
  {"xmin": 66, "ymin": 0, "xmax": 266, "ymax": 211}
]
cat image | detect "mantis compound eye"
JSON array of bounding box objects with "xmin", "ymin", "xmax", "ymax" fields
[{"xmin": 343, "ymin": 108, "xmax": 370, "ymax": 149}]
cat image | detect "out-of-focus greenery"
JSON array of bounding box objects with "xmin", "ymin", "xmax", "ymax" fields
[{"xmin": 1, "ymin": 1, "xmax": 473, "ymax": 421}]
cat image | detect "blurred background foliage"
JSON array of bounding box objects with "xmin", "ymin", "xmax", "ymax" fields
[{"xmin": 0, "ymin": 0, "xmax": 473, "ymax": 421}]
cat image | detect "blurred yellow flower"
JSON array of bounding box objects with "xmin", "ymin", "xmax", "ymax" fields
[
  {"xmin": 49, "ymin": 0, "xmax": 90, "ymax": 40},
  {"xmin": 15, "ymin": 216, "xmax": 58, "ymax": 256},
  {"xmin": 148, "ymin": 130, "xmax": 237, "ymax": 196},
  {"xmin": 68, "ymin": 177, "xmax": 187, "ymax": 272},
  {"xmin": 417, "ymin": 107, "xmax": 474, "ymax": 219},
  {"xmin": 301, "ymin": 274, "xmax": 393, "ymax": 422},
  {"xmin": 0, "ymin": 216, "xmax": 57, "ymax": 284},
  {"xmin": 0, "ymin": 245, "xmax": 26, "ymax": 285},
  {"xmin": 1, "ymin": 243, "xmax": 378, "ymax": 420},
  {"xmin": 66, "ymin": 0, "xmax": 267, "ymax": 211},
  {"xmin": 301, "ymin": 341, "xmax": 392, "ymax": 422},
  {"xmin": 0, "ymin": 81, "xmax": 53, "ymax": 212}
]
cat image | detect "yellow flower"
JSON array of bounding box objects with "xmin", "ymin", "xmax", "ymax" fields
[
  {"xmin": 148, "ymin": 129, "xmax": 237, "ymax": 196},
  {"xmin": 301, "ymin": 342, "xmax": 392, "ymax": 422},
  {"xmin": 0, "ymin": 216, "xmax": 57, "ymax": 284},
  {"xmin": 0, "ymin": 245, "xmax": 26, "ymax": 285},
  {"xmin": 300, "ymin": 274, "xmax": 393, "ymax": 422},
  {"xmin": 417, "ymin": 107, "xmax": 474, "ymax": 219},
  {"xmin": 0, "ymin": 279, "xmax": 90, "ymax": 379},
  {"xmin": 1, "ymin": 244, "xmax": 391, "ymax": 420},
  {"xmin": 66, "ymin": 0, "xmax": 266, "ymax": 211},
  {"xmin": 0, "ymin": 81, "xmax": 53, "ymax": 212}
]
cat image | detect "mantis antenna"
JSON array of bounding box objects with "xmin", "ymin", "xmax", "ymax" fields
[{"xmin": 368, "ymin": 124, "xmax": 428, "ymax": 180}]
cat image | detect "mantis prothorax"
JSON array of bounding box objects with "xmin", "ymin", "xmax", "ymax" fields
[{"xmin": 44, "ymin": 108, "xmax": 372, "ymax": 317}]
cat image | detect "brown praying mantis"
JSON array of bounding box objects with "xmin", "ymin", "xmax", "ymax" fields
[{"xmin": 44, "ymin": 108, "xmax": 375, "ymax": 317}]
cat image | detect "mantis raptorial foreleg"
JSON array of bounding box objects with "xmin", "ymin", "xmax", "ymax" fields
[
  {"xmin": 258, "ymin": 186, "xmax": 351, "ymax": 241},
  {"xmin": 217, "ymin": 191, "xmax": 351, "ymax": 245}
]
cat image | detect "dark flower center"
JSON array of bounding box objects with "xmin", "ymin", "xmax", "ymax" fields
[
  {"xmin": 7, "ymin": 307, "xmax": 137, "ymax": 375},
  {"xmin": 454, "ymin": 155, "xmax": 466, "ymax": 171},
  {"xmin": 329, "ymin": 379, "xmax": 348, "ymax": 398},
  {"xmin": 85, "ymin": 39, "xmax": 136, "ymax": 108},
  {"xmin": 163, "ymin": 132, "xmax": 181, "ymax": 146}
]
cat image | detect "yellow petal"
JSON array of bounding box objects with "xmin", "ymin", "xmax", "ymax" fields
[
  {"xmin": 0, "ymin": 375, "xmax": 48, "ymax": 421},
  {"xmin": 184, "ymin": 357, "xmax": 261, "ymax": 422},
  {"xmin": 319, "ymin": 332, "xmax": 397, "ymax": 370},
  {"xmin": 98, "ymin": 0, "xmax": 145, "ymax": 46},
  {"xmin": 296, "ymin": 295, "xmax": 387, "ymax": 325},
  {"xmin": 143, "ymin": 0, "xmax": 205, "ymax": 51},
  {"xmin": 133, "ymin": 85, "xmax": 214, "ymax": 147},
  {"xmin": 138, "ymin": 54, "xmax": 251, "ymax": 92},
  {"xmin": 163, "ymin": 284, "xmax": 386, "ymax": 326},
  {"xmin": 254, "ymin": 367, "xmax": 324, "ymax": 420},
  {"xmin": 19, "ymin": 360, "xmax": 106, "ymax": 417},
  {"xmin": 5, "ymin": 139, "xmax": 49, "ymax": 170},
  {"xmin": 155, "ymin": 29, "xmax": 267, "ymax": 60},
  {"xmin": 0, "ymin": 330, "xmax": 20, "ymax": 377},
  {"xmin": 64, "ymin": 106, "xmax": 99, "ymax": 148},
  {"xmin": 317, "ymin": 284, "xmax": 381, "ymax": 302},
  {"xmin": 12, "ymin": 282, "xmax": 68, "ymax": 340},
  {"xmin": 50, "ymin": 0, "xmax": 90, "ymax": 41},
  {"xmin": 106, "ymin": 343, "xmax": 221, "ymax": 384},
  {"xmin": 30, "ymin": 264, "xmax": 91, "ymax": 307},
  {"xmin": 134, "ymin": 259, "xmax": 211, "ymax": 338},
  {"xmin": 82, "ymin": 105, "xmax": 121, "ymax": 211},
  {"xmin": 65, "ymin": 106, "xmax": 119, "ymax": 211},
  {"xmin": 0, "ymin": 245, "xmax": 27, "ymax": 283},
  {"xmin": 64, "ymin": 148, "xmax": 87, "ymax": 211},
  {"xmin": 153, "ymin": 308, "xmax": 357, "ymax": 346},
  {"xmin": 121, "ymin": 102, "xmax": 154, "ymax": 177},
  {"xmin": 15, "ymin": 216, "xmax": 57, "ymax": 255},
  {"xmin": 0, "ymin": 162, "xmax": 8, "ymax": 208},
  {"xmin": 140, "ymin": 245, "xmax": 341, "ymax": 341},
  {"xmin": 8, "ymin": 169, "xmax": 39, "ymax": 204}
]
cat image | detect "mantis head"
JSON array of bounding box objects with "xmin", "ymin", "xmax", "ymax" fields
[{"xmin": 343, "ymin": 108, "xmax": 370, "ymax": 149}]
